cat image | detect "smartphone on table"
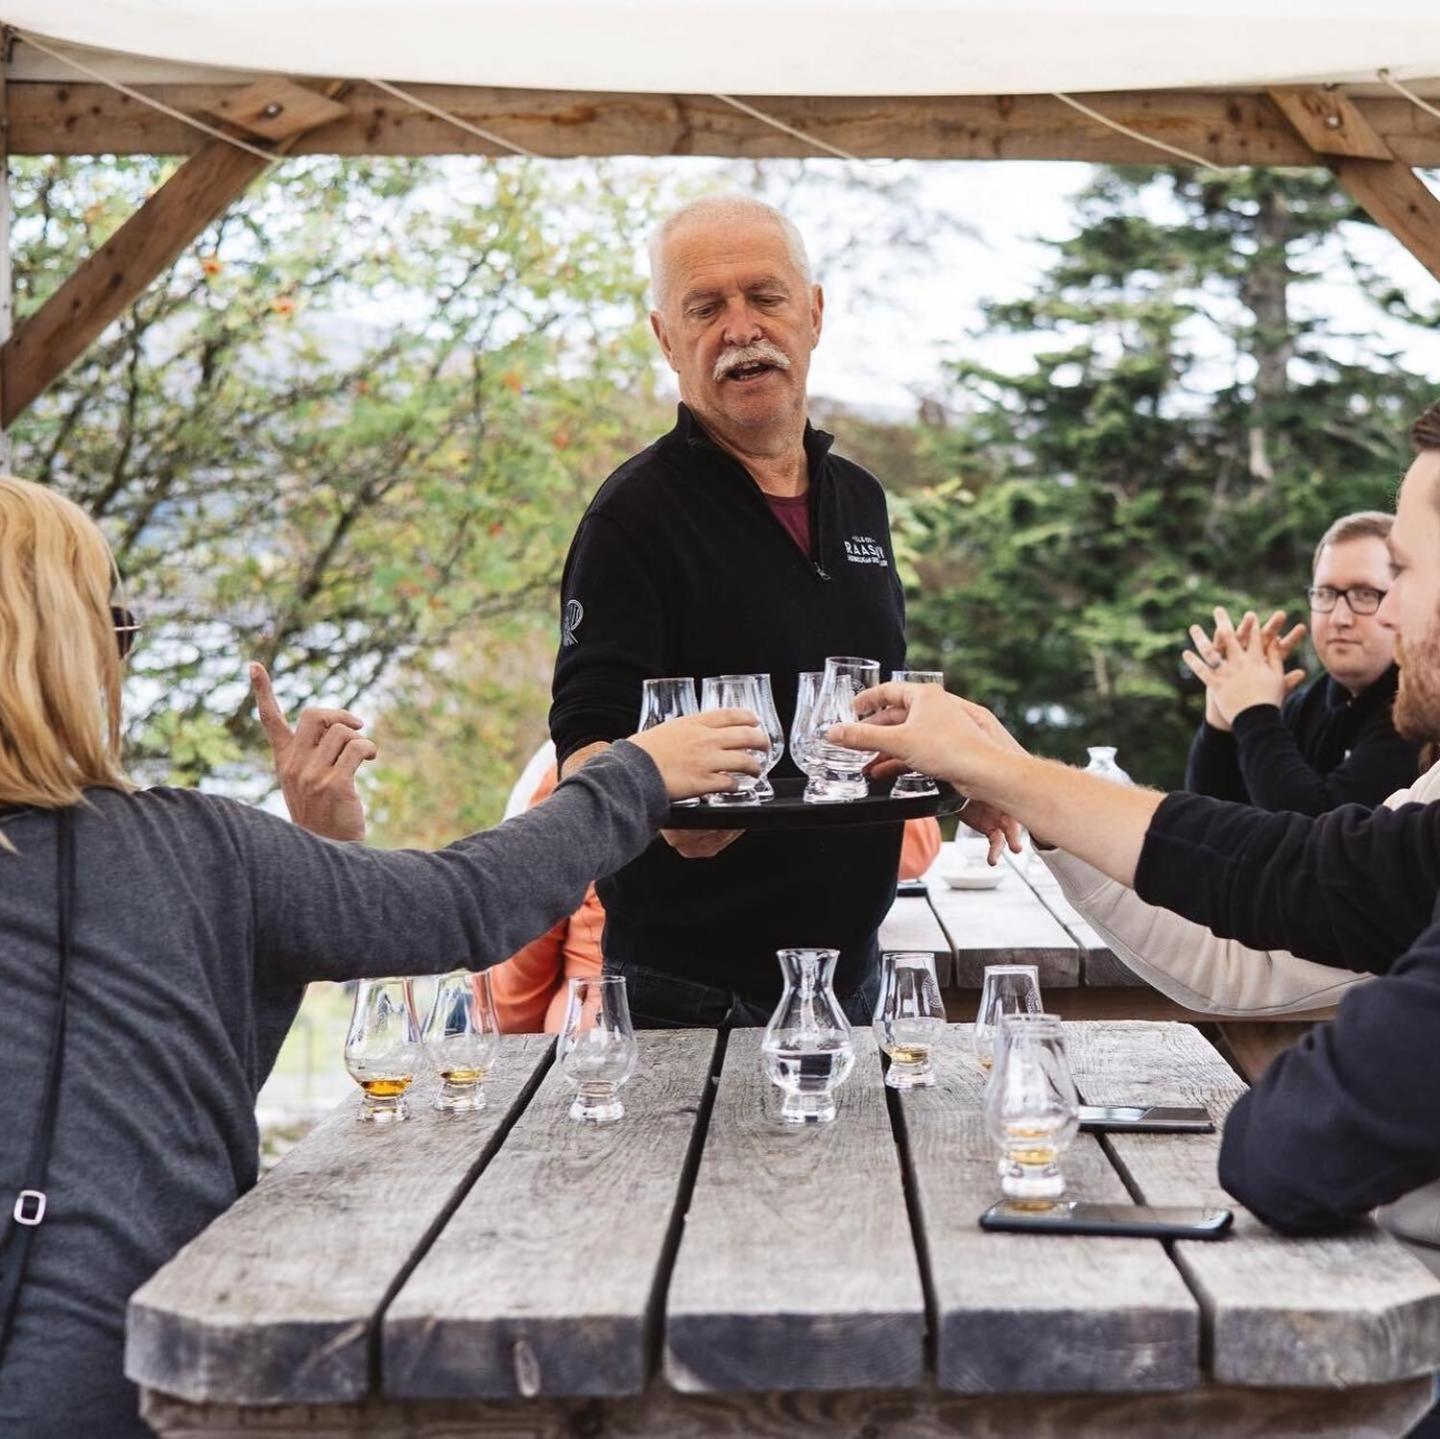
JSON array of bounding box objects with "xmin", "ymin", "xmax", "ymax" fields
[
  {"xmin": 979, "ymin": 1199, "xmax": 1233, "ymax": 1240},
  {"xmin": 1078, "ymin": 1104, "xmax": 1214, "ymax": 1134}
]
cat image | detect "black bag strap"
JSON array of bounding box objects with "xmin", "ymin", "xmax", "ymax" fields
[{"xmin": 0, "ymin": 808, "xmax": 75, "ymax": 1360}]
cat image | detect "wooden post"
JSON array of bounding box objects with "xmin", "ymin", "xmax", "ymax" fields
[{"xmin": 0, "ymin": 79, "xmax": 349, "ymax": 428}]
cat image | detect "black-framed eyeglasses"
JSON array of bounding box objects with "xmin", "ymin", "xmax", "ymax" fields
[
  {"xmin": 110, "ymin": 605, "xmax": 141, "ymax": 659},
  {"xmin": 1306, "ymin": 584, "xmax": 1387, "ymax": 615}
]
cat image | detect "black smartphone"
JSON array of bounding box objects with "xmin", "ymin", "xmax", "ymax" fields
[
  {"xmin": 1077, "ymin": 1104, "xmax": 1214, "ymax": 1134},
  {"xmin": 979, "ymin": 1199, "xmax": 1233, "ymax": 1240},
  {"xmin": 894, "ymin": 879, "xmax": 931, "ymax": 898}
]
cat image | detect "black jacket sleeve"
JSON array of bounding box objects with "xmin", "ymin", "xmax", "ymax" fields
[
  {"xmin": 549, "ymin": 510, "xmax": 671, "ymax": 768},
  {"xmin": 1134, "ymin": 793, "xmax": 1440, "ymax": 974},
  {"xmin": 1219, "ymin": 918, "xmax": 1440, "ymax": 1234},
  {"xmin": 1231, "ymin": 700, "xmax": 1419, "ymax": 816},
  {"xmin": 1184, "ymin": 722, "xmax": 1250, "ymax": 803}
]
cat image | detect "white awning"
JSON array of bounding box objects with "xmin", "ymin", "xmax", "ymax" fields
[{"xmin": 4, "ymin": 0, "xmax": 1440, "ymax": 97}]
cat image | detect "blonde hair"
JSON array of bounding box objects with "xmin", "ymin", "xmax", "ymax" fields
[{"xmin": 0, "ymin": 475, "xmax": 132, "ymax": 815}]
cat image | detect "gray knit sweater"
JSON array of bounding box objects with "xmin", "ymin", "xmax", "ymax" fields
[{"xmin": 0, "ymin": 741, "xmax": 666, "ymax": 1438}]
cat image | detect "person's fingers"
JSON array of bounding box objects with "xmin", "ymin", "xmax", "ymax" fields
[
  {"xmin": 827, "ymin": 720, "xmax": 903, "ymax": 754},
  {"xmin": 329, "ymin": 732, "xmax": 379, "ymax": 780},
  {"xmin": 250, "ymin": 663, "xmax": 293, "ymax": 750},
  {"xmin": 852, "ymin": 681, "xmax": 916, "ymax": 718},
  {"xmin": 1276, "ymin": 623, "xmax": 1307, "ymax": 657},
  {"xmin": 1259, "ymin": 609, "xmax": 1288, "ymax": 641},
  {"xmin": 1235, "ymin": 611, "xmax": 1257, "ymax": 643},
  {"xmin": 710, "ymin": 724, "xmax": 770, "ymax": 751},
  {"xmin": 986, "ymin": 829, "xmax": 1004, "ymax": 865},
  {"xmin": 696, "ymin": 707, "xmax": 759, "ymax": 728},
  {"xmin": 1188, "ymin": 623, "xmax": 1219, "ymax": 663},
  {"xmin": 1003, "ymin": 815, "xmax": 1024, "ymax": 853},
  {"xmin": 1283, "ymin": 668, "xmax": 1307, "ymax": 694},
  {"xmin": 1182, "ymin": 650, "xmax": 1218, "ymax": 685},
  {"xmin": 313, "ymin": 718, "xmax": 365, "ymax": 768},
  {"xmin": 292, "ymin": 706, "xmax": 365, "ymax": 751},
  {"xmin": 867, "ymin": 757, "xmax": 909, "ymax": 780}
]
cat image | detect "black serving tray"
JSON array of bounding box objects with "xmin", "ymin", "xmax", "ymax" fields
[{"xmin": 663, "ymin": 776, "xmax": 967, "ymax": 830}]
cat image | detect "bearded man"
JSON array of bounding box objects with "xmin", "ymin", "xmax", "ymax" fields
[{"xmin": 547, "ymin": 194, "xmax": 911, "ymax": 1026}]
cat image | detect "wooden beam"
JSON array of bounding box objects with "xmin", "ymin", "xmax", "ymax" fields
[
  {"xmin": 1, "ymin": 81, "xmax": 349, "ymax": 426},
  {"xmin": 11, "ymin": 83, "xmax": 1440, "ymax": 168},
  {"xmin": 1267, "ymin": 87, "xmax": 1394, "ymax": 160},
  {"xmin": 1331, "ymin": 157, "xmax": 1440, "ymax": 284}
]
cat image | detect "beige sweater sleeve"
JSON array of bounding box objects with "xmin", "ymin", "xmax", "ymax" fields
[{"xmin": 1038, "ymin": 762, "xmax": 1440, "ymax": 1017}]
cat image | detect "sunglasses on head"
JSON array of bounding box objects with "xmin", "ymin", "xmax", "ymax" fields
[{"xmin": 110, "ymin": 605, "xmax": 141, "ymax": 660}]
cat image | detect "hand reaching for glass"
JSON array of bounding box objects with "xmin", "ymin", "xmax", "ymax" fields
[
  {"xmin": 827, "ymin": 682, "xmax": 1025, "ymax": 860},
  {"xmin": 628, "ymin": 709, "xmax": 768, "ymax": 802}
]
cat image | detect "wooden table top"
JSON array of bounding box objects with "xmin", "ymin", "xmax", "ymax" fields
[{"xmin": 130, "ymin": 1021, "xmax": 1440, "ymax": 1439}]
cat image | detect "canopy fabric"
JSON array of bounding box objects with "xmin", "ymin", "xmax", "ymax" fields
[{"xmin": 6, "ymin": 0, "xmax": 1440, "ymax": 97}]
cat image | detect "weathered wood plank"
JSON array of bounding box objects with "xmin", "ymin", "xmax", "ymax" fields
[
  {"xmin": 15, "ymin": 84, "xmax": 1440, "ymax": 168},
  {"xmin": 126, "ymin": 1035, "xmax": 554, "ymax": 1405},
  {"xmin": 896, "ymin": 1023, "xmax": 1200, "ymax": 1393},
  {"xmin": 1332, "ymin": 158, "xmax": 1440, "ymax": 284},
  {"xmin": 925, "ymin": 846, "xmax": 1081, "ymax": 989},
  {"xmin": 1268, "ymin": 87, "xmax": 1395, "ymax": 160},
  {"xmin": 383, "ymin": 1029, "xmax": 718, "ymax": 1399},
  {"xmin": 664, "ymin": 1028, "xmax": 925, "ymax": 1393},
  {"xmin": 879, "ymin": 893, "xmax": 954, "ymax": 984},
  {"xmin": 141, "ymin": 1374, "xmax": 1438, "ymax": 1438},
  {"xmin": 1003, "ymin": 850, "xmax": 1142, "ymax": 987},
  {"xmin": 1067, "ymin": 1021, "xmax": 1440, "ymax": 1388}
]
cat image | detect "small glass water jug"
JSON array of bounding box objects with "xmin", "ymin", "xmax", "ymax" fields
[
  {"xmin": 1084, "ymin": 746, "xmax": 1133, "ymax": 785},
  {"xmin": 761, "ymin": 948, "xmax": 855, "ymax": 1124}
]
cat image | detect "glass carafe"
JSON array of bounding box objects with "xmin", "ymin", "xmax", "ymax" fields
[
  {"xmin": 1084, "ymin": 746, "xmax": 1133, "ymax": 785},
  {"xmin": 761, "ymin": 948, "xmax": 855, "ymax": 1124}
]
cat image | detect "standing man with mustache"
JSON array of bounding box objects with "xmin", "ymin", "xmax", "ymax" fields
[{"xmin": 548, "ymin": 194, "xmax": 909, "ymax": 1026}]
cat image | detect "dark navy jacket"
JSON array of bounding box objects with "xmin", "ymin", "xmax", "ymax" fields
[
  {"xmin": 1135, "ymin": 790, "xmax": 1440, "ymax": 1233},
  {"xmin": 549, "ymin": 404, "xmax": 906, "ymax": 1001}
]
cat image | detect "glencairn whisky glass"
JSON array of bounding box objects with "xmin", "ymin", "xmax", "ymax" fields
[
  {"xmin": 725, "ymin": 673, "xmax": 785, "ymax": 799},
  {"xmin": 640, "ymin": 677, "xmax": 700, "ymax": 807},
  {"xmin": 888, "ymin": 669, "xmax": 945, "ymax": 798},
  {"xmin": 558, "ymin": 975, "xmax": 638, "ymax": 1124},
  {"xmin": 699, "ymin": 674, "xmax": 771, "ymax": 805},
  {"xmin": 344, "ymin": 977, "xmax": 423, "ymax": 1124},
  {"xmin": 872, "ymin": 951, "xmax": 946, "ymax": 1089},
  {"xmin": 790, "ymin": 670, "xmax": 826, "ymax": 798},
  {"xmin": 761, "ymin": 948, "xmax": 855, "ymax": 1123},
  {"xmin": 421, "ymin": 969, "xmax": 501, "ymax": 1113},
  {"xmin": 973, "ymin": 964, "xmax": 1042, "ymax": 1072},
  {"xmin": 805, "ymin": 656, "xmax": 881, "ymax": 803},
  {"xmin": 983, "ymin": 1013, "xmax": 1080, "ymax": 1199}
]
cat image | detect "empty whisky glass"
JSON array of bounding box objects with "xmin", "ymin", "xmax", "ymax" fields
[
  {"xmin": 761, "ymin": 947, "xmax": 855, "ymax": 1123},
  {"xmin": 640, "ymin": 677, "xmax": 700, "ymax": 807},
  {"xmin": 888, "ymin": 669, "xmax": 945, "ymax": 798},
  {"xmin": 805, "ymin": 656, "xmax": 881, "ymax": 803},
  {"xmin": 729, "ymin": 673, "xmax": 785, "ymax": 800},
  {"xmin": 790, "ymin": 670, "xmax": 826, "ymax": 796},
  {"xmin": 421, "ymin": 969, "xmax": 502, "ymax": 1113},
  {"xmin": 344, "ymin": 977, "xmax": 423, "ymax": 1123},
  {"xmin": 872, "ymin": 951, "xmax": 947, "ymax": 1089},
  {"xmin": 983, "ymin": 1013, "xmax": 1080, "ymax": 1199},
  {"xmin": 700, "ymin": 674, "xmax": 771, "ymax": 805},
  {"xmin": 558, "ymin": 975, "xmax": 638, "ymax": 1124},
  {"xmin": 973, "ymin": 964, "xmax": 1042, "ymax": 1072}
]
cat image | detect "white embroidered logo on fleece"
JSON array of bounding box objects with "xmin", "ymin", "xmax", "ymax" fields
[
  {"xmin": 562, "ymin": 599, "xmax": 584, "ymax": 646},
  {"xmin": 843, "ymin": 535, "xmax": 889, "ymax": 567}
]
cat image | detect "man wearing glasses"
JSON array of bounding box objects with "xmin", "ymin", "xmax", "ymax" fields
[{"xmin": 1183, "ymin": 511, "xmax": 1419, "ymax": 813}]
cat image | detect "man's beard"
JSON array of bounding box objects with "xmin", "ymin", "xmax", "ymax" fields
[{"xmin": 1394, "ymin": 630, "xmax": 1440, "ymax": 742}]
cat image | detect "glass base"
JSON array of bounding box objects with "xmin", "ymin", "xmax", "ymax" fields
[
  {"xmin": 358, "ymin": 1094, "xmax": 409, "ymax": 1124},
  {"xmin": 997, "ymin": 1156, "xmax": 1065, "ymax": 1199},
  {"xmin": 803, "ymin": 771, "xmax": 868, "ymax": 804},
  {"xmin": 779, "ymin": 1092, "xmax": 838, "ymax": 1124},
  {"xmin": 706, "ymin": 786, "xmax": 761, "ymax": 806},
  {"xmin": 891, "ymin": 772, "xmax": 939, "ymax": 799},
  {"xmin": 753, "ymin": 777, "xmax": 775, "ymax": 801},
  {"xmin": 885, "ymin": 1062, "xmax": 936, "ymax": 1090},
  {"xmin": 433, "ymin": 1081, "xmax": 486, "ymax": 1113},
  {"xmin": 672, "ymin": 796, "xmax": 701, "ymax": 808},
  {"xmin": 569, "ymin": 1084, "xmax": 625, "ymax": 1124}
]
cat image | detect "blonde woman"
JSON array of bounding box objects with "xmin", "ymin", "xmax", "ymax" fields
[{"xmin": 0, "ymin": 476, "xmax": 765, "ymax": 1439}]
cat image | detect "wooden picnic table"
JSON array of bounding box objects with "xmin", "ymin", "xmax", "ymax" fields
[{"xmin": 131, "ymin": 1020, "xmax": 1440, "ymax": 1438}]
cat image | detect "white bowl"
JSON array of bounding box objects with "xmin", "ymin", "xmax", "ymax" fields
[{"xmin": 942, "ymin": 867, "xmax": 1004, "ymax": 891}]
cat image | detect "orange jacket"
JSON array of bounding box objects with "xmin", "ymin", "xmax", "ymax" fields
[{"xmin": 488, "ymin": 765, "xmax": 941, "ymax": 1033}]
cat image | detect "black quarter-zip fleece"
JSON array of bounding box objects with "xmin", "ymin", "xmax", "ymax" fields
[{"xmin": 549, "ymin": 403, "xmax": 907, "ymax": 1000}]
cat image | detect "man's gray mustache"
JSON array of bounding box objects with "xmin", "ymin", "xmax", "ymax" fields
[{"xmin": 714, "ymin": 343, "xmax": 791, "ymax": 382}]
